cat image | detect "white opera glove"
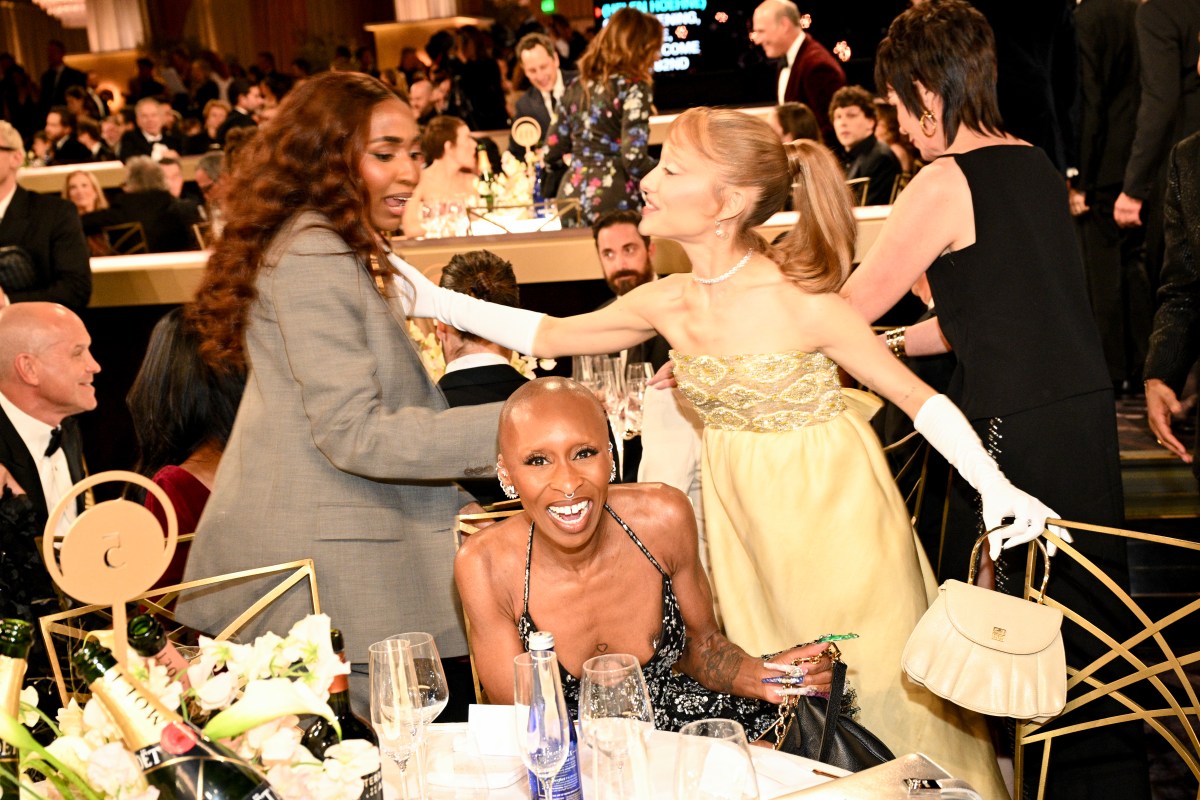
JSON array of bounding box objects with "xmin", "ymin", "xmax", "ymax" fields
[
  {"xmin": 384, "ymin": 250, "xmax": 546, "ymax": 356},
  {"xmin": 913, "ymin": 394, "xmax": 1072, "ymax": 560}
]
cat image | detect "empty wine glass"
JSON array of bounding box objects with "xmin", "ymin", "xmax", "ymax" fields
[
  {"xmin": 514, "ymin": 650, "xmax": 571, "ymax": 800},
  {"xmin": 389, "ymin": 632, "xmax": 449, "ymax": 726},
  {"xmin": 369, "ymin": 639, "xmax": 424, "ymax": 800},
  {"xmin": 623, "ymin": 364, "xmax": 651, "ymax": 439},
  {"xmin": 675, "ymin": 719, "xmax": 759, "ymax": 800},
  {"xmin": 579, "ymin": 654, "xmax": 654, "ymax": 800}
]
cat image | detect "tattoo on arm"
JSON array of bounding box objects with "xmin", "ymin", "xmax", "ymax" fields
[{"xmin": 696, "ymin": 638, "xmax": 744, "ymax": 694}]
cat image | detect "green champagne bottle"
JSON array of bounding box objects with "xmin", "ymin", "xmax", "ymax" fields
[
  {"xmin": 127, "ymin": 615, "xmax": 192, "ymax": 690},
  {"xmin": 299, "ymin": 629, "xmax": 381, "ymax": 800},
  {"xmin": 0, "ymin": 619, "xmax": 34, "ymax": 800},
  {"xmin": 73, "ymin": 640, "xmax": 281, "ymax": 800}
]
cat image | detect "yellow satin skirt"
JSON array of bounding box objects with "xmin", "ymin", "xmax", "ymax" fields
[{"xmin": 701, "ymin": 400, "xmax": 1009, "ymax": 798}]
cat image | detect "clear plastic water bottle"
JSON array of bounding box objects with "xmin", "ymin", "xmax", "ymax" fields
[
  {"xmin": 532, "ymin": 161, "xmax": 547, "ymax": 219},
  {"xmin": 525, "ymin": 631, "xmax": 582, "ymax": 800}
]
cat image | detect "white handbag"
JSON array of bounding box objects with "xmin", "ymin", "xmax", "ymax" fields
[{"xmin": 902, "ymin": 532, "xmax": 1066, "ymax": 723}]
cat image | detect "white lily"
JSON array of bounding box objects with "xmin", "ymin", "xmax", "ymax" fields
[{"xmin": 203, "ymin": 678, "xmax": 337, "ymax": 742}]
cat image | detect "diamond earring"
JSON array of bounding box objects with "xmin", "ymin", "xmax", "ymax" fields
[
  {"xmin": 497, "ymin": 458, "xmax": 519, "ymax": 500},
  {"xmin": 608, "ymin": 443, "xmax": 618, "ymax": 483},
  {"xmin": 715, "ymin": 219, "xmax": 729, "ymax": 239}
]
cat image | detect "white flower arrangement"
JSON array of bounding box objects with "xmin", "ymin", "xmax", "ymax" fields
[{"xmin": 0, "ymin": 614, "xmax": 378, "ymax": 800}]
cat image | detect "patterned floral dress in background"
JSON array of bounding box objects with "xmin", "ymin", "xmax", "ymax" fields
[{"xmin": 544, "ymin": 75, "xmax": 656, "ymax": 227}]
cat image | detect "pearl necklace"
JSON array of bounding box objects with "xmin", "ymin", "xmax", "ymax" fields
[{"xmin": 692, "ymin": 249, "xmax": 754, "ymax": 285}]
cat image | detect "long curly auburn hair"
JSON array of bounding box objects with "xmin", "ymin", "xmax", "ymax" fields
[{"xmin": 187, "ymin": 72, "xmax": 403, "ymax": 371}]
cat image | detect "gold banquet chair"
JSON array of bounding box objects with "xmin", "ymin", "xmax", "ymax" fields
[
  {"xmin": 101, "ymin": 221, "xmax": 148, "ymax": 255},
  {"xmin": 453, "ymin": 499, "xmax": 523, "ymax": 704},
  {"xmin": 845, "ymin": 177, "xmax": 871, "ymax": 207},
  {"xmin": 39, "ymin": 559, "xmax": 321, "ymax": 706},
  {"xmin": 1014, "ymin": 521, "xmax": 1200, "ymax": 800}
]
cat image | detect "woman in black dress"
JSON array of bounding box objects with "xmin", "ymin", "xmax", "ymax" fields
[
  {"xmin": 840, "ymin": 3, "xmax": 1149, "ymax": 798},
  {"xmin": 454, "ymin": 377, "xmax": 834, "ymax": 735}
]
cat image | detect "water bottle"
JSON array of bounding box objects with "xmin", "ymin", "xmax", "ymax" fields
[{"xmin": 525, "ymin": 631, "xmax": 582, "ymax": 800}]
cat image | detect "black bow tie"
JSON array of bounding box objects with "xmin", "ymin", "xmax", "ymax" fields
[{"xmin": 45, "ymin": 427, "xmax": 62, "ymax": 457}]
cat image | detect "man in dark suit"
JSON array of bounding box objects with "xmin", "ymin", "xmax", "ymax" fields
[
  {"xmin": 0, "ymin": 121, "xmax": 92, "ymax": 312},
  {"xmin": 118, "ymin": 98, "xmax": 183, "ymax": 162},
  {"xmin": 0, "ymin": 302, "xmax": 96, "ymax": 535},
  {"xmin": 434, "ymin": 250, "xmax": 529, "ymax": 504},
  {"xmin": 82, "ymin": 156, "xmax": 199, "ymax": 253},
  {"xmin": 38, "ymin": 40, "xmax": 85, "ymax": 114},
  {"xmin": 507, "ymin": 33, "xmax": 577, "ymax": 160},
  {"xmin": 217, "ymin": 80, "xmax": 262, "ymax": 146},
  {"xmin": 1145, "ymin": 130, "xmax": 1200, "ymax": 484},
  {"xmin": 1072, "ymin": 0, "xmax": 1152, "ymax": 392},
  {"xmin": 1114, "ymin": 0, "xmax": 1200, "ymax": 280},
  {"xmin": 751, "ymin": 0, "xmax": 845, "ymax": 142},
  {"xmin": 828, "ymin": 86, "xmax": 901, "ymax": 207},
  {"xmin": 76, "ymin": 117, "xmax": 116, "ymax": 162},
  {"xmin": 44, "ymin": 106, "xmax": 93, "ymax": 166}
]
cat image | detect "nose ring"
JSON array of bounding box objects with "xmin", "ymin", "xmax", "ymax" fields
[{"xmin": 564, "ymin": 490, "xmax": 575, "ymax": 500}]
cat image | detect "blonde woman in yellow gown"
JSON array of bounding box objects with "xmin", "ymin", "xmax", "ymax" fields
[{"xmin": 393, "ymin": 108, "xmax": 1063, "ymax": 795}]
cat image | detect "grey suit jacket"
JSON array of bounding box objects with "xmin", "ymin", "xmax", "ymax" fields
[{"xmin": 178, "ymin": 213, "xmax": 501, "ymax": 662}]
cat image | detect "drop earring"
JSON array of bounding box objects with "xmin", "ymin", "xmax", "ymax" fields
[
  {"xmin": 715, "ymin": 218, "xmax": 729, "ymax": 239},
  {"xmin": 497, "ymin": 458, "xmax": 519, "ymax": 500},
  {"xmin": 608, "ymin": 443, "xmax": 618, "ymax": 483}
]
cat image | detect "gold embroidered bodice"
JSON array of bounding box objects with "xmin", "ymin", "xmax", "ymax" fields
[{"xmin": 671, "ymin": 350, "xmax": 846, "ymax": 432}]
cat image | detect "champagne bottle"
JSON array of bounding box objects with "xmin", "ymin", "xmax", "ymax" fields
[
  {"xmin": 0, "ymin": 619, "xmax": 34, "ymax": 800},
  {"xmin": 476, "ymin": 143, "xmax": 496, "ymax": 211},
  {"xmin": 299, "ymin": 629, "xmax": 381, "ymax": 800},
  {"xmin": 72, "ymin": 640, "xmax": 281, "ymax": 800},
  {"xmin": 127, "ymin": 615, "xmax": 192, "ymax": 690},
  {"xmin": 525, "ymin": 631, "xmax": 582, "ymax": 800}
]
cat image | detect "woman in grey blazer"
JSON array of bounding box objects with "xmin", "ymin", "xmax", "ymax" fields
[{"xmin": 177, "ymin": 72, "xmax": 500, "ymax": 713}]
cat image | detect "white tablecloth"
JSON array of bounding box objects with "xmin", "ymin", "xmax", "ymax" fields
[{"xmin": 383, "ymin": 723, "xmax": 843, "ymax": 799}]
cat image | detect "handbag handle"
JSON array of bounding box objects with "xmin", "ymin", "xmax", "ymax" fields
[{"xmin": 968, "ymin": 526, "xmax": 1051, "ymax": 602}]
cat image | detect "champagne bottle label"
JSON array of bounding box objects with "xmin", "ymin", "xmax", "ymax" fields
[
  {"xmin": 360, "ymin": 767, "xmax": 383, "ymax": 800},
  {"xmin": 138, "ymin": 721, "xmax": 282, "ymax": 800},
  {"xmin": 90, "ymin": 665, "xmax": 180, "ymax": 750}
]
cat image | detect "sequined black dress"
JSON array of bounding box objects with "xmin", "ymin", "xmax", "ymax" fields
[{"xmin": 516, "ymin": 504, "xmax": 778, "ymax": 738}]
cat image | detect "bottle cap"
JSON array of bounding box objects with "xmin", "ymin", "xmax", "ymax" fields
[{"xmin": 527, "ymin": 631, "xmax": 555, "ymax": 651}]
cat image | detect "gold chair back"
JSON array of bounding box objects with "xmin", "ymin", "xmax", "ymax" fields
[
  {"xmin": 890, "ymin": 173, "xmax": 912, "ymax": 204},
  {"xmin": 1014, "ymin": 521, "xmax": 1200, "ymax": 799},
  {"xmin": 39, "ymin": 558, "xmax": 321, "ymax": 705},
  {"xmin": 845, "ymin": 177, "xmax": 870, "ymax": 207},
  {"xmin": 192, "ymin": 221, "xmax": 213, "ymax": 249},
  {"xmin": 102, "ymin": 221, "xmax": 148, "ymax": 255},
  {"xmin": 453, "ymin": 500, "xmax": 523, "ymax": 704}
]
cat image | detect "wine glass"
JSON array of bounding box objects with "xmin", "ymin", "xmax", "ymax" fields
[
  {"xmin": 579, "ymin": 654, "xmax": 655, "ymax": 800},
  {"xmin": 623, "ymin": 363, "xmax": 651, "ymax": 439},
  {"xmin": 513, "ymin": 650, "xmax": 571, "ymax": 800},
  {"xmin": 675, "ymin": 719, "xmax": 760, "ymax": 800},
  {"xmin": 369, "ymin": 639, "xmax": 424, "ymax": 800},
  {"xmin": 389, "ymin": 632, "xmax": 449, "ymax": 726}
]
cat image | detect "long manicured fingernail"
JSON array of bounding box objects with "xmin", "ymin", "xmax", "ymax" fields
[
  {"xmin": 775, "ymin": 687, "xmax": 818, "ymax": 697},
  {"xmin": 762, "ymin": 676, "xmax": 804, "ymax": 685}
]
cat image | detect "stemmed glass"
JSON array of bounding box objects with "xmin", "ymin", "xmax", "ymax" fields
[
  {"xmin": 674, "ymin": 719, "xmax": 760, "ymax": 800},
  {"xmin": 623, "ymin": 362, "xmax": 652, "ymax": 439},
  {"xmin": 513, "ymin": 650, "xmax": 572, "ymax": 800},
  {"xmin": 369, "ymin": 639, "xmax": 425, "ymax": 800},
  {"xmin": 579, "ymin": 654, "xmax": 655, "ymax": 799},
  {"xmin": 389, "ymin": 632, "xmax": 449, "ymax": 725}
]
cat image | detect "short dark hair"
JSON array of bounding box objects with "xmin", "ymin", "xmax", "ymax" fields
[
  {"xmin": 591, "ymin": 210, "xmax": 649, "ymax": 248},
  {"xmin": 229, "ymin": 79, "xmax": 253, "ymax": 105},
  {"xmin": 291, "ymin": 57, "xmax": 312, "ymax": 76},
  {"xmin": 421, "ymin": 115, "xmax": 466, "ymax": 164},
  {"xmin": 47, "ymin": 105, "xmax": 75, "ymax": 132},
  {"xmin": 440, "ymin": 250, "xmax": 519, "ymax": 343},
  {"xmin": 516, "ymin": 33, "xmax": 555, "ymax": 61},
  {"xmin": 875, "ymin": 0, "xmax": 1004, "ymax": 146},
  {"xmin": 128, "ymin": 306, "xmax": 246, "ymax": 479},
  {"xmin": 828, "ymin": 86, "xmax": 877, "ymax": 120},
  {"xmin": 775, "ymin": 102, "xmax": 821, "ymax": 143},
  {"xmin": 65, "ymin": 85, "xmax": 85, "ymax": 101},
  {"xmin": 77, "ymin": 116, "xmax": 101, "ymax": 141}
]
